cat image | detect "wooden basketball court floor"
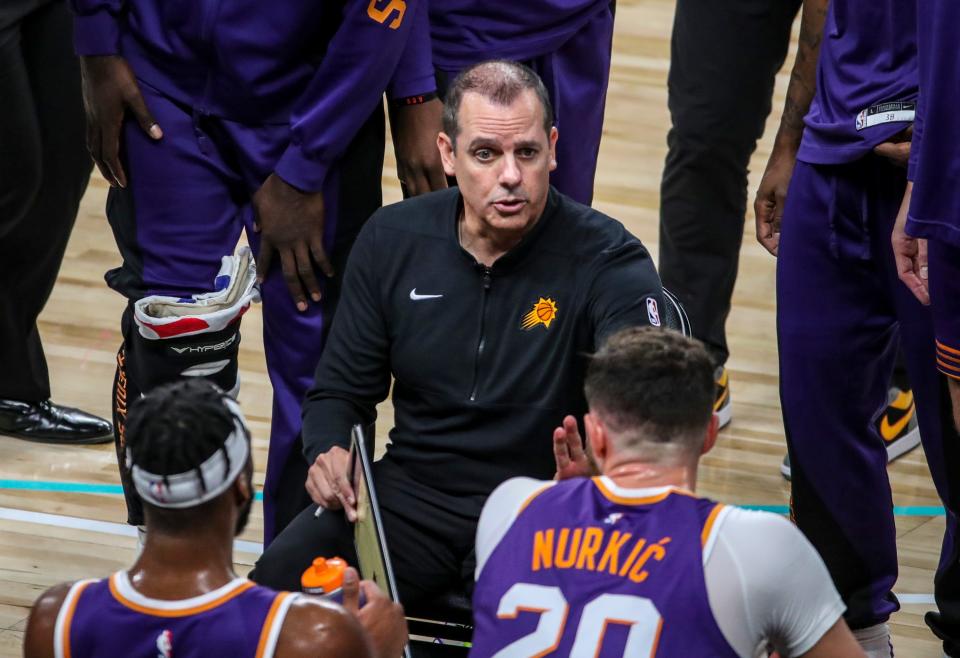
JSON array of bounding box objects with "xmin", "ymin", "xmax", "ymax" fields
[{"xmin": 0, "ymin": 1, "xmax": 947, "ymax": 655}]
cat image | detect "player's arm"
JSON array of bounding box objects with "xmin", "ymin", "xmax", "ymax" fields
[
  {"xmin": 714, "ymin": 511, "xmax": 856, "ymax": 657},
  {"xmin": 274, "ymin": 597, "xmax": 375, "ymax": 658},
  {"xmin": 69, "ymin": 0, "xmax": 162, "ymax": 189},
  {"xmin": 23, "ymin": 583, "xmax": 72, "ymax": 658},
  {"xmin": 273, "ymin": 0, "xmax": 424, "ymax": 193},
  {"xmin": 388, "ymin": 0, "xmax": 447, "ymax": 197},
  {"xmin": 301, "ymin": 218, "xmax": 392, "ymax": 519},
  {"xmin": 256, "ymin": 0, "xmax": 426, "ymax": 309},
  {"xmin": 798, "ymin": 619, "xmax": 865, "ymax": 658},
  {"xmin": 69, "ymin": 0, "xmax": 124, "ymax": 55},
  {"xmin": 754, "ymin": 0, "xmax": 829, "ymax": 256}
]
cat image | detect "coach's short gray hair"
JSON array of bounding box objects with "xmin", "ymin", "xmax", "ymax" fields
[{"xmin": 442, "ymin": 60, "xmax": 554, "ymax": 149}]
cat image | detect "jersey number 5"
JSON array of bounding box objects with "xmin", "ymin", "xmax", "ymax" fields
[
  {"xmin": 493, "ymin": 583, "xmax": 663, "ymax": 657},
  {"xmin": 367, "ymin": 0, "xmax": 406, "ymax": 29}
]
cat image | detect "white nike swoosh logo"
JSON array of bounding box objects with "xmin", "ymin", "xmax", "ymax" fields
[{"xmin": 410, "ymin": 288, "xmax": 443, "ymax": 300}]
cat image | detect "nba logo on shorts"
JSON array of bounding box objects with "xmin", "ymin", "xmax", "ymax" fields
[
  {"xmin": 156, "ymin": 629, "xmax": 172, "ymax": 658},
  {"xmin": 646, "ymin": 297, "xmax": 661, "ymax": 326}
]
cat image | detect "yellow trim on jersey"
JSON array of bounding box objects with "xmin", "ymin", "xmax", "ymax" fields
[
  {"xmin": 701, "ymin": 504, "xmax": 726, "ymax": 548},
  {"xmin": 592, "ymin": 478, "xmax": 695, "ymax": 506},
  {"xmin": 255, "ymin": 592, "xmax": 292, "ymax": 658},
  {"xmin": 108, "ymin": 575, "xmax": 256, "ymax": 618},
  {"xmin": 60, "ymin": 581, "xmax": 93, "ymax": 658}
]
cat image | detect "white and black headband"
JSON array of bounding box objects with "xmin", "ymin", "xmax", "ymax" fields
[{"xmin": 129, "ymin": 396, "xmax": 251, "ymax": 509}]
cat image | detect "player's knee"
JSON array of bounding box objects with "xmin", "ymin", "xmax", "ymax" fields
[
  {"xmin": 126, "ymin": 320, "xmax": 243, "ymax": 395},
  {"xmin": 123, "ymin": 248, "xmax": 259, "ymax": 396}
]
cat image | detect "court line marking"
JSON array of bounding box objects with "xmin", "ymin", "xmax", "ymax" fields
[
  {"xmin": 0, "ymin": 506, "xmax": 936, "ymax": 605},
  {"xmin": 0, "ymin": 479, "xmax": 264, "ymax": 501},
  {"xmin": 0, "ymin": 507, "xmax": 263, "ymax": 555},
  {"xmin": 0, "ymin": 481, "xmax": 947, "ymax": 516}
]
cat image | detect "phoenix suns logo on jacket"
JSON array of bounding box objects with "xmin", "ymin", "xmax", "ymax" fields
[{"xmin": 521, "ymin": 297, "xmax": 559, "ymax": 330}]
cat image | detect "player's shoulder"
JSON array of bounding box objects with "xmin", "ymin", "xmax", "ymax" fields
[
  {"xmin": 476, "ymin": 477, "xmax": 557, "ymax": 576},
  {"xmin": 486, "ymin": 477, "xmax": 558, "ymax": 513},
  {"xmin": 274, "ymin": 594, "xmax": 371, "ymax": 658},
  {"xmin": 368, "ymin": 187, "xmax": 461, "ymax": 237},
  {"xmin": 23, "ymin": 581, "xmax": 83, "ymax": 658},
  {"xmin": 708, "ymin": 506, "xmax": 817, "ymax": 572},
  {"xmin": 713, "ymin": 507, "xmax": 801, "ymax": 545}
]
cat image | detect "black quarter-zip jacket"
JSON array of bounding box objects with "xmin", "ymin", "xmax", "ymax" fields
[{"xmin": 302, "ymin": 187, "xmax": 663, "ymax": 514}]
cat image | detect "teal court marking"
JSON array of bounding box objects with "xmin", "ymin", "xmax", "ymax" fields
[
  {"xmin": 0, "ymin": 480, "xmax": 944, "ymax": 515},
  {"xmin": 738, "ymin": 504, "xmax": 945, "ymax": 516},
  {"xmin": 0, "ymin": 479, "xmax": 265, "ymax": 501}
]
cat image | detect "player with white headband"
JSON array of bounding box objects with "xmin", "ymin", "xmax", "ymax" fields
[{"xmin": 22, "ymin": 378, "xmax": 407, "ymax": 658}]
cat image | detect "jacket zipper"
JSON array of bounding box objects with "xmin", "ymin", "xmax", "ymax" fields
[{"xmin": 469, "ymin": 267, "xmax": 492, "ymax": 401}]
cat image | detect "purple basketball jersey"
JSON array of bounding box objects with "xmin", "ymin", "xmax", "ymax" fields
[
  {"xmin": 58, "ymin": 572, "xmax": 293, "ymax": 658},
  {"xmin": 471, "ymin": 479, "xmax": 737, "ymax": 657},
  {"xmin": 798, "ymin": 0, "xmax": 917, "ymax": 165}
]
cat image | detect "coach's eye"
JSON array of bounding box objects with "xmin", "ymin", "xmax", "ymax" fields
[
  {"xmin": 475, "ymin": 148, "xmax": 494, "ymax": 162},
  {"xmin": 517, "ymin": 148, "xmax": 537, "ymax": 159}
]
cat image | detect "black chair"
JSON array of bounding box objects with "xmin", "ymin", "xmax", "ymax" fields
[
  {"xmin": 662, "ymin": 286, "xmax": 692, "ymax": 337},
  {"xmin": 405, "ymin": 593, "xmax": 474, "ymax": 657}
]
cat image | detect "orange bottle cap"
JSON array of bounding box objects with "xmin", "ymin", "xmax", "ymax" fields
[{"xmin": 301, "ymin": 556, "xmax": 348, "ymax": 594}]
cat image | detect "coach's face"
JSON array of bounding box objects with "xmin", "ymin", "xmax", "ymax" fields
[{"xmin": 439, "ymin": 90, "xmax": 558, "ymax": 238}]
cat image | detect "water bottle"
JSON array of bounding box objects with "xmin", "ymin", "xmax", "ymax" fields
[{"xmin": 301, "ymin": 556, "xmax": 366, "ymax": 605}]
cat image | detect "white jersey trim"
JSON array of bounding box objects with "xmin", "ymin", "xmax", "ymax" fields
[
  {"xmin": 53, "ymin": 579, "xmax": 97, "ymax": 658},
  {"xmin": 702, "ymin": 504, "xmax": 733, "ymax": 565},
  {"xmin": 260, "ymin": 593, "xmax": 300, "ymax": 658},
  {"xmin": 593, "ymin": 477, "xmax": 678, "ymax": 501},
  {"xmin": 112, "ymin": 571, "xmax": 250, "ymax": 612}
]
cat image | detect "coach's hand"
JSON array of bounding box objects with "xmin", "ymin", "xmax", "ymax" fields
[
  {"xmin": 253, "ymin": 174, "xmax": 333, "ymax": 312},
  {"xmin": 343, "ymin": 568, "xmax": 408, "ymax": 658},
  {"xmin": 891, "ymin": 182, "xmax": 929, "ymax": 305},
  {"xmin": 553, "ymin": 415, "xmax": 593, "ymax": 480},
  {"xmin": 391, "ymin": 98, "xmax": 448, "ymax": 197},
  {"xmin": 874, "ymin": 125, "xmax": 912, "ymax": 168},
  {"xmin": 80, "ymin": 55, "xmax": 162, "ymax": 188},
  {"xmin": 306, "ymin": 445, "xmax": 357, "ymax": 521},
  {"xmin": 754, "ymin": 148, "xmax": 797, "ymax": 257}
]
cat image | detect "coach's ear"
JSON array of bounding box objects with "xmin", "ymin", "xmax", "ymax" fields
[
  {"xmin": 437, "ymin": 131, "xmax": 457, "ymax": 178},
  {"xmin": 701, "ymin": 414, "xmax": 720, "ymax": 456}
]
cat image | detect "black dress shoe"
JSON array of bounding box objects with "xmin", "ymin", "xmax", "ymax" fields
[{"xmin": 0, "ymin": 398, "xmax": 113, "ymax": 444}]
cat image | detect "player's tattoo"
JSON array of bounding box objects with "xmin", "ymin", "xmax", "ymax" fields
[{"xmin": 776, "ymin": 0, "xmax": 829, "ymax": 148}]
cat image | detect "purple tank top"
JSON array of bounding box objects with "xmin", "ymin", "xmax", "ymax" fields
[
  {"xmin": 59, "ymin": 572, "xmax": 293, "ymax": 658},
  {"xmin": 471, "ymin": 479, "xmax": 736, "ymax": 657},
  {"xmin": 798, "ymin": 0, "xmax": 917, "ymax": 165}
]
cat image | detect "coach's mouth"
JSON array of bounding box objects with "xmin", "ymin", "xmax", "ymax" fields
[{"xmin": 492, "ymin": 198, "xmax": 527, "ymax": 214}]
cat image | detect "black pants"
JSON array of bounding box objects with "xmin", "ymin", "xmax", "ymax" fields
[
  {"xmin": 0, "ymin": 0, "xmax": 91, "ymax": 400},
  {"xmin": 658, "ymin": 0, "xmax": 800, "ymax": 367},
  {"xmin": 251, "ymin": 455, "xmax": 482, "ymax": 611}
]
